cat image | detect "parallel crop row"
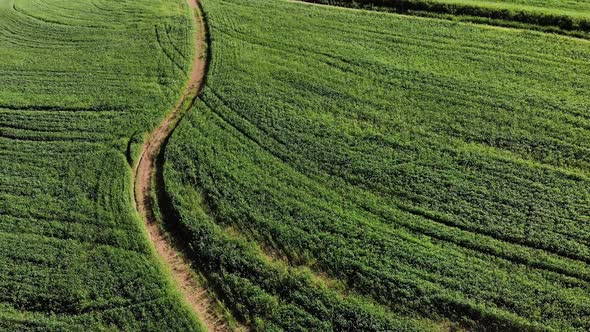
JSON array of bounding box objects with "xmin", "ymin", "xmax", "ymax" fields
[
  {"xmin": 165, "ymin": 0, "xmax": 590, "ymax": 330},
  {"xmin": 0, "ymin": 0, "xmax": 202, "ymax": 330}
]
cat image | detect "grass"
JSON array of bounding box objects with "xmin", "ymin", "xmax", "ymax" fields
[
  {"xmin": 428, "ymin": 0, "xmax": 590, "ymax": 17},
  {"xmin": 310, "ymin": 0, "xmax": 590, "ymax": 18},
  {"xmin": 0, "ymin": 0, "xmax": 205, "ymax": 330},
  {"xmin": 303, "ymin": 0, "xmax": 590, "ymax": 36},
  {"xmin": 164, "ymin": 0, "xmax": 590, "ymax": 330}
]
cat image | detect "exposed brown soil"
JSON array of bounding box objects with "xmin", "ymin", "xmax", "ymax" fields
[{"xmin": 133, "ymin": 0, "xmax": 230, "ymax": 331}]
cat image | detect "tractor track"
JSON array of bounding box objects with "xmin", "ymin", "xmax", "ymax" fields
[{"xmin": 132, "ymin": 0, "xmax": 230, "ymax": 331}]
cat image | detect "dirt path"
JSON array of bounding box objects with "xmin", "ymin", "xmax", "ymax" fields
[{"xmin": 133, "ymin": 1, "xmax": 229, "ymax": 331}]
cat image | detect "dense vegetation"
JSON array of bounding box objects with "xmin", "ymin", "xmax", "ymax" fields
[
  {"xmin": 164, "ymin": 0, "xmax": 590, "ymax": 330},
  {"xmin": 0, "ymin": 0, "xmax": 204, "ymax": 330},
  {"xmin": 305, "ymin": 0, "xmax": 590, "ymax": 35}
]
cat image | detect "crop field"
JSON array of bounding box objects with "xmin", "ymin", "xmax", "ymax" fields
[
  {"xmin": 307, "ymin": 0, "xmax": 590, "ymax": 36},
  {"xmin": 315, "ymin": 0, "xmax": 590, "ymax": 17},
  {"xmin": 430, "ymin": 0, "xmax": 590, "ymax": 17},
  {"xmin": 0, "ymin": 0, "xmax": 205, "ymax": 330},
  {"xmin": 163, "ymin": 0, "xmax": 590, "ymax": 330},
  {"xmin": 2, "ymin": 0, "xmax": 590, "ymax": 331}
]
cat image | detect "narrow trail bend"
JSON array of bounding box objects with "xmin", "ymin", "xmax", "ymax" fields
[{"xmin": 133, "ymin": 0, "xmax": 228, "ymax": 331}]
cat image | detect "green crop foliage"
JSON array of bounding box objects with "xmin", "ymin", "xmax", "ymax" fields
[
  {"xmin": 164, "ymin": 0, "xmax": 590, "ymax": 330},
  {"xmin": 0, "ymin": 0, "xmax": 205, "ymax": 330},
  {"xmin": 305, "ymin": 0, "xmax": 590, "ymax": 35}
]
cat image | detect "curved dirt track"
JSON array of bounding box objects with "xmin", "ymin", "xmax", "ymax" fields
[{"xmin": 133, "ymin": 0, "xmax": 229, "ymax": 331}]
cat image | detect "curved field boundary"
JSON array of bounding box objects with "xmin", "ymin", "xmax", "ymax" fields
[
  {"xmin": 133, "ymin": 0, "xmax": 228, "ymax": 331},
  {"xmin": 302, "ymin": 0, "xmax": 590, "ymax": 38}
]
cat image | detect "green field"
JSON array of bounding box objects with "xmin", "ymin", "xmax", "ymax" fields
[
  {"xmin": 0, "ymin": 0, "xmax": 204, "ymax": 330},
  {"xmin": 2, "ymin": 0, "xmax": 590, "ymax": 331},
  {"xmin": 429, "ymin": 0, "xmax": 590, "ymax": 17},
  {"xmin": 322, "ymin": 0, "xmax": 590, "ymax": 17},
  {"xmin": 163, "ymin": 0, "xmax": 590, "ymax": 330},
  {"xmin": 307, "ymin": 0, "xmax": 590, "ymax": 35}
]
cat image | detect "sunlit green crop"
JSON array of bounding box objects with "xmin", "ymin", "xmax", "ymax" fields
[
  {"xmin": 0, "ymin": 0, "xmax": 203, "ymax": 330},
  {"xmin": 165, "ymin": 0, "xmax": 590, "ymax": 330}
]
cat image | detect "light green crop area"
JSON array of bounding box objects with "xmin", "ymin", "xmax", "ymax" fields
[
  {"xmin": 0, "ymin": 0, "xmax": 203, "ymax": 330},
  {"xmin": 165, "ymin": 0, "xmax": 590, "ymax": 330}
]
